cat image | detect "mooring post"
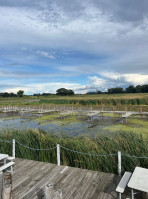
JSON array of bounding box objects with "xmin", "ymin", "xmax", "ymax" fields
[
  {"xmin": 44, "ymin": 183, "xmax": 54, "ymax": 199},
  {"xmin": 139, "ymin": 107, "xmax": 143, "ymax": 119},
  {"xmin": 118, "ymin": 151, "xmax": 121, "ymax": 176},
  {"xmin": 54, "ymin": 189, "xmax": 62, "ymax": 199},
  {"xmin": 12, "ymin": 139, "xmax": 15, "ymax": 158},
  {"xmin": 2, "ymin": 173, "xmax": 12, "ymax": 199},
  {"xmin": 57, "ymin": 144, "xmax": 60, "ymax": 166}
]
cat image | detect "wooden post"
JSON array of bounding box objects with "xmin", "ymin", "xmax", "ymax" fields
[
  {"xmin": 118, "ymin": 151, "xmax": 121, "ymax": 176},
  {"xmin": 57, "ymin": 144, "xmax": 60, "ymax": 166},
  {"xmin": 53, "ymin": 189, "xmax": 62, "ymax": 199},
  {"xmin": 44, "ymin": 183, "xmax": 54, "ymax": 199},
  {"xmin": 125, "ymin": 106, "xmax": 127, "ymax": 113},
  {"xmin": 91, "ymin": 114, "xmax": 93, "ymax": 122},
  {"xmin": 0, "ymin": 172, "xmax": 3, "ymax": 199},
  {"xmin": 139, "ymin": 107, "xmax": 143, "ymax": 119},
  {"xmin": 2, "ymin": 173, "xmax": 12, "ymax": 199},
  {"xmin": 72, "ymin": 106, "xmax": 73, "ymax": 115},
  {"xmin": 12, "ymin": 139, "xmax": 15, "ymax": 158}
]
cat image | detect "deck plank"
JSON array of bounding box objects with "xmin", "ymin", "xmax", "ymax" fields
[{"xmin": 12, "ymin": 158, "xmax": 128, "ymax": 199}]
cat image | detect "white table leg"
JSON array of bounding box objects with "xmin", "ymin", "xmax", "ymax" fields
[
  {"xmin": 131, "ymin": 189, "xmax": 134, "ymax": 199},
  {"xmin": 4, "ymin": 158, "xmax": 6, "ymax": 165},
  {"xmin": 119, "ymin": 193, "xmax": 121, "ymax": 199}
]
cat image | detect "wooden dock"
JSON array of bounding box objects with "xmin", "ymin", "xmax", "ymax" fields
[
  {"xmin": 12, "ymin": 158, "xmax": 123, "ymax": 199},
  {"xmin": 87, "ymin": 111, "xmax": 100, "ymax": 117},
  {"xmin": 122, "ymin": 112, "xmax": 133, "ymax": 118}
]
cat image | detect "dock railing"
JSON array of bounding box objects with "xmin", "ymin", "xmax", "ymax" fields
[{"xmin": 0, "ymin": 139, "xmax": 148, "ymax": 176}]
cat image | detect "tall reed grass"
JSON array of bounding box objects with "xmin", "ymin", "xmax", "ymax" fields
[
  {"xmin": 0, "ymin": 129, "xmax": 147, "ymax": 174},
  {"xmin": 38, "ymin": 98, "xmax": 148, "ymax": 106}
]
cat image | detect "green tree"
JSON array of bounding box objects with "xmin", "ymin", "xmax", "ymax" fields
[
  {"xmin": 17, "ymin": 90, "xmax": 24, "ymax": 97},
  {"xmin": 126, "ymin": 85, "xmax": 136, "ymax": 93},
  {"xmin": 108, "ymin": 87, "xmax": 124, "ymax": 93},
  {"xmin": 136, "ymin": 85, "xmax": 142, "ymax": 93},
  {"xmin": 141, "ymin": 84, "xmax": 148, "ymax": 93},
  {"xmin": 56, "ymin": 88, "xmax": 74, "ymax": 95}
]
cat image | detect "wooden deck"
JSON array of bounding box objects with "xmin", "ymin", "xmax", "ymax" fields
[{"xmin": 12, "ymin": 158, "xmax": 122, "ymax": 199}]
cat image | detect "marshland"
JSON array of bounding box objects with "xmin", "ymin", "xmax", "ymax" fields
[{"xmin": 0, "ymin": 93, "xmax": 148, "ymax": 174}]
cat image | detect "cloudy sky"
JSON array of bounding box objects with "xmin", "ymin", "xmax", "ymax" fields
[{"xmin": 1, "ymin": 0, "xmax": 148, "ymax": 94}]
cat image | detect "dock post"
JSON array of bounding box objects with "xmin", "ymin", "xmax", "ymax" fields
[
  {"xmin": 57, "ymin": 144, "xmax": 60, "ymax": 166},
  {"xmin": 2, "ymin": 172, "xmax": 12, "ymax": 199},
  {"xmin": 0, "ymin": 172, "xmax": 3, "ymax": 199},
  {"xmin": 54, "ymin": 189, "xmax": 62, "ymax": 199},
  {"xmin": 12, "ymin": 139, "xmax": 15, "ymax": 158},
  {"xmin": 118, "ymin": 151, "xmax": 121, "ymax": 176},
  {"xmin": 44, "ymin": 183, "xmax": 54, "ymax": 199}
]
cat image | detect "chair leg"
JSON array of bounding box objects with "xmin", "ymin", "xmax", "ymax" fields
[
  {"xmin": 119, "ymin": 193, "xmax": 122, "ymax": 199},
  {"xmin": 6, "ymin": 166, "xmax": 13, "ymax": 174},
  {"xmin": 131, "ymin": 189, "xmax": 134, "ymax": 199}
]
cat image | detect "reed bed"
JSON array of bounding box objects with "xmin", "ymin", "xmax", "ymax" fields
[
  {"xmin": 0, "ymin": 129, "xmax": 147, "ymax": 174},
  {"xmin": 0, "ymin": 93, "xmax": 148, "ymax": 106},
  {"xmin": 38, "ymin": 97, "xmax": 148, "ymax": 106}
]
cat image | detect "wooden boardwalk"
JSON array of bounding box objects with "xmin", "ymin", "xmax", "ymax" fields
[{"xmin": 12, "ymin": 158, "xmax": 122, "ymax": 199}]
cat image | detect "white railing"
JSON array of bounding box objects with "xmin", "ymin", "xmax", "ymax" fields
[{"xmin": 0, "ymin": 139, "xmax": 148, "ymax": 176}]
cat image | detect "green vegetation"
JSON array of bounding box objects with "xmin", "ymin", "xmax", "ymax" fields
[
  {"xmin": 17, "ymin": 90, "xmax": 24, "ymax": 97},
  {"xmin": 56, "ymin": 88, "xmax": 74, "ymax": 95},
  {"xmin": 103, "ymin": 118, "xmax": 148, "ymax": 137},
  {"xmin": 35, "ymin": 113, "xmax": 148, "ymax": 137},
  {"xmin": 0, "ymin": 93, "xmax": 148, "ymax": 106},
  {"xmin": 0, "ymin": 129, "xmax": 148, "ymax": 174},
  {"xmin": 36, "ymin": 113, "xmax": 82, "ymax": 125}
]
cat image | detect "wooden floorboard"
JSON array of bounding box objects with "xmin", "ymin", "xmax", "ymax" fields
[{"xmin": 12, "ymin": 158, "xmax": 131, "ymax": 199}]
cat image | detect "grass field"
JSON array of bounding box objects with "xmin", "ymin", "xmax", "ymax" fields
[
  {"xmin": 0, "ymin": 93, "xmax": 148, "ymax": 106},
  {"xmin": 0, "ymin": 129, "xmax": 147, "ymax": 174}
]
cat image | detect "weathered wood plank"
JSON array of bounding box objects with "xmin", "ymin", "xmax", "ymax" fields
[
  {"xmin": 0, "ymin": 172, "xmax": 3, "ymax": 199},
  {"xmin": 2, "ymin": 173, "xmax": 12, "ymax": 199},
  {"xmin": 12, "ymin": 158, "xmax": 128, "ymax": 199}
]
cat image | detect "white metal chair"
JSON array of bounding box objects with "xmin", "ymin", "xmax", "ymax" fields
[{"xmin": 116, "ymin": 172, "xmax": 132, "ymax": 199}]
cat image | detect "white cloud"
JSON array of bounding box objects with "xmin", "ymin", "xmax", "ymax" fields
[
  {"xmin": 88, "ymin": 76, "xmax": 108, "ymax": 87},
  {"xmin": 100, "ymin": 72, "xmax": 148, "ymax": 85},
  {"xmin": 122, "ymin": 74, "xmax": 148, "ymax": 85},
  {"xmin": 1, "ymin": 1, "xmax": 148, "ymax": 93},
  {"xmin": 4, "ymin": 82, "xmax": 80, "ymax": 94},
  {"xmin": 37, "ymin": 51, "xmax": 56, "ymax": 59},
  {"xmin": 99, "ymin": 72, "xmax": 121, "ymax": 80}
]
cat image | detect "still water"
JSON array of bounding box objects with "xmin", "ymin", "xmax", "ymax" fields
[{"xmin": 0, "ymin": 112, "xmax": 123, "ymax": 137}]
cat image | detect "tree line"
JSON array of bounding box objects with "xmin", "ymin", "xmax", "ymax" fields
[
  {"xmin": 108, "ymin": 84, "xmax": 148, "ymax": 94},
  {"xmin": 87, "ymin": 84, "xmax": 148, "ymax": 94},
  {"xmin": 34, "ymin": 88, "xmax": 74, "ymax": 96},
  {"xmin": 1, "ymin": 84, "xmax": 148, "ymax": 97},
  {"xmin": 0, "ymin": 90, "xmax": 24, "ymax": 97}
]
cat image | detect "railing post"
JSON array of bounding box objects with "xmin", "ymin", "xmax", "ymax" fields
[
  {"xmin": 12, "ymin": 139, "xmax": 15, "ymax": 158},
  {"xmin": 57, "ymin": 144, "xmax": 60, "ymax": 166},
  {"xmin": 118, "ymin": 151, "xmax": 121, "ymax": 176}
]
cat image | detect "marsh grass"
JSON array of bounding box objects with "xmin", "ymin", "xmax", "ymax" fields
[
  {"xmin": 0, "ymin": 93, "xmax": 148, "ymax": 106},
  {"xmin": 0, "ymin": 129, "xmax": 147, "ymax": 174}
]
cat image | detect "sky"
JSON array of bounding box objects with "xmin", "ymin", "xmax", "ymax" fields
[{"xmin": 0, "ymin": 0, "xmax": 148, "ymax": 94}]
